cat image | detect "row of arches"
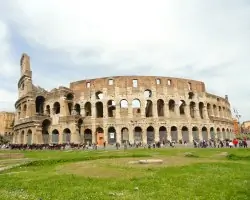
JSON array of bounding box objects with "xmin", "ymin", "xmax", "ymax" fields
[
  {"xmin": 17, "ymin": 93, "xmax": 231, "ymax": 121},
  {"xmin": 15, "ymin": 125, "xmax": 233, "ymax": 145}
]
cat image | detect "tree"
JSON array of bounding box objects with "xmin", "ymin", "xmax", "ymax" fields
[{"xmin": 0, "ymin": 135, "xmax": 9, "ymax": 144}]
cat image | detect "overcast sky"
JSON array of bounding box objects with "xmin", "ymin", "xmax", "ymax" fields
[{"xmin": 0, "ymin": 0, "xmax": 249, "ymax": 121}]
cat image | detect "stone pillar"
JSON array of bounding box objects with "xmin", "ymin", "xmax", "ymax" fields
[
  {"xmin": 203, "ymin": 106, "xmax": 209, "ymax": 120},
  {"xmin": 140, "ymin": 102, "xmax": 145, "ymax": 117},
  {"xmin": 177, "ymin": 128, "xmax": 181, "ymax": 141},
  {"xmin": 164, "ymin": 103, "xmax": 169, "ymax": 118},
  {"xmin": 167, "ymin": 127, "xmax": 171, "ymax": 141},
  {"xmin": 153, "ymin": 102, "xmax": 158, "ymax": 117},
  {"xmin": 36, "ymin": 127, "xmax": 43, "ymax": 144},
  {"xmin": 155, "ymin": 127, "xmax": 159, "ymax": 142},
  {"xmin": 185, "ymin": 105, "xmax": 190, "ymax": 118},
  {"xmin": 23, "ymin": 133, "xmax": 27, "ymax": 144},
  {"xmin": 175, "ymin": 104, "xmax": 180, "ymax": 117},
  {"xmin": 92, "ymin": 103, "xmax": 96, "ymax": 119},
  {"xmin": 92, "ymin": 124, "xmax": 97, "ymax": 144},
  {"xmin": 115, "ymin": 104, "xmax": 121, "ymax": 119},
  {"xmin": 142, "ymin": 127, "xmax": 147, "ymax": 144},
  {"xmin": 103, "ymin": 101, "xmax": 107, "ymax": 118},
  {"xmin": 129, "ymin": 127, "xmax": 134, "ymax": 144}
]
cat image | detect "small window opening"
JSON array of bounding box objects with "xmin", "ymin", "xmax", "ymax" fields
[
  {"xmin": 156, "ymin": 79, "xmax": 161, "ymax": 85},
  {"xmin": 108, "ymin": 79, "xmax": 114, "ymax": 85},
  {"xmin": 133, "ymin": 79, "xmax": 138, "ymax": 87}
]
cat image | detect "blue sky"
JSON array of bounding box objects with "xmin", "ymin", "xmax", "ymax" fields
[{"xmin": 0, "ymin": 0, "xmax": 249, "ymax": 121}]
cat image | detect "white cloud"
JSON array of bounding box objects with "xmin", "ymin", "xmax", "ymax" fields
[{"xmin": 0, "ymin": 0, "xmax": 250, "ymax": 120}]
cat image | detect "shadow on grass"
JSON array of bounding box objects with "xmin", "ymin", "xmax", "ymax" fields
[{"xmin": 227, "ymin": 154, "xmax": 250, "ymax": 161}]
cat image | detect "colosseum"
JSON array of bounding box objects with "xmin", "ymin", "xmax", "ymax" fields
[{"xmin": 12, "ymin": 53, "xmax": 235, "ymax": 145}]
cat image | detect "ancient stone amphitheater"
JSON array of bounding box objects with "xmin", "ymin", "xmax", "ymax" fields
[{"xmin": 13, "ymin": 53, "xmax": 234, "ymax": 145}]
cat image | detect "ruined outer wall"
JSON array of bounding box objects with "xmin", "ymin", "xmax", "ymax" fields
[
  {"xmin": 0, "ymin": 111, "xmax": 15, "ymax": 139},
  {"xmin": 69, "ymin": 76, "xmax": 234, "ymax": 143}
]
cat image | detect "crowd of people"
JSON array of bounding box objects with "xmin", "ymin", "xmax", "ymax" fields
[{"xmin": 0, "ymin": 138, "xmax": 248, "ymax": 150}]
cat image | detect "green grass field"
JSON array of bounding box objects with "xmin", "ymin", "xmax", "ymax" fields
[{"xmin": 1, "ymin": 148, "xmax": 250, "ymax": 200}]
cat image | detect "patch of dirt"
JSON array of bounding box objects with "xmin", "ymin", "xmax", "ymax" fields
[
  {"xmin": 0, "ymin": 153, "xmax": 24, "ymax": 160},
  {"xmin": 57, "ymin": 156, "xmax": 221, "ymax": 179}
]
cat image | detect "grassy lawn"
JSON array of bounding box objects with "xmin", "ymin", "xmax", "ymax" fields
[{"xmin": 0, "ymin": 148, "xmax": 250, "ymax": 200}]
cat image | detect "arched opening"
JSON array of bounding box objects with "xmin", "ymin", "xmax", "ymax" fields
[
  {"xmin": 181, "ymin": 126, "xmax": 189, "ymax": 142},
  {"xmin": 179, "ymin": 100, "xmax": 186, "ymax": 115},
  {"xmin": 95, "ymin": 91, "xmax": 103, "ymax": 100},
  {"xmin": 68, "ymin": 102, "xmax": 73, "ymax": 115},
  {"xmin": 84, "ymin": 102, "xmax": 92, "ymax": 116},
  {"xmin": 52, "ymin": 129, "xmax": 59, "ymax": 144},
  {"xmin": 53, "ymin": 102, "xmax": 60, "ymax": 114},
  {"xmin": 217, "ymin": 128, "xmax": 221, "ymax": 139},
  {"xmin": 84, "ymin": 129, "xmax": 92, "ymax": 144},
  {"xmin": 226, "ymin": 128, "xmax": 229, "ymax": 139},
  {"xmin": 108, "ymin": 127, "xmax": 116, "ymax": 144},
  {"xmin": 213, "ymin": 105, "xmax": 217, "ymax": 116},
  {"xmin": 96, "ymin": 102, "xmax": 103, "ymax": 118},
  {"xmin": 107, "ymin": 100, "xmax": 116, "ymax": 117},
  {"xmin": 145, "ymin": 100, "xmax": 153, "ymax": 117},
  {"xmin": 23, "ymin": 104, "xmax": 27, "ymax": 117},
  {"xmin": 201, "ymin": 127, "xmax": 208, "ymax": 140},
  {"xmin": 120, "ymin": 99, "xmax": 128, "ymax": 116},
  {"xmin": 146, "ymin": 126, "xmax": 155, "ymax": 144},
  {"xmin": 35, "ymin": 96, "xmax": 45, "ymax": 115},
  {"xmin": 27, "ymin": 129, "xmax": 32, "ymax": 145},
  {"xmin": 121, "ymin": 127, "xmax": 129, "ymax": 143},
  {"xmin": 218, "ymin": 106, "xmax": 222, "ymax": 117},
  {"xmin": 96, "ymin": 127, "xmax": 104, "ymax": 145},
  {"xmin": 207, "ymin": 103, "xmax": 211, "ymax": 117},
  {"xmin": 75, "ymin": 104, "xmax": 81, "ymax": 115},
  {"xmin": 45, "ymin": 105, "xmax": 50, "ymax": 116},
  {"xmin": 132, "ymin": 99, "xmax": 141, "ymax": 115},
  {"xmin": 188, "ymin": 91, "xmax": 194, "ymax": 99},
  {"xmin": 134, "ymin": 127, "xmax": 142, "ymax": 142},
  {"xmin": 190, "ymin": 102, "xmax": 195, "ymax": 118},
  {"xmin": 42, "ymin": 119, "xmax": 51, "ymax": 144},
  {"xmin": 144, "ymin": 89, "xmax": 152, "ymax": 98},
  {"xmin": 210, "ymin": 127, "xmax": 215, "ymax": 140},
  {"xmin": 170, "ymin": 126, "xmax": 177, "ymax": 141},
  {"xmin": 63, "ymin": 128, "xmax": 71, "ymax": 143},
  {"xmin": 199, "ymin": 102, "xmax": 204, "ymax": 119},
  {"xmin": 159, "ymin": 126, "xmax": 167, "ymax": 143},
  {"xmin": 77, "ymin": 119, "xmax": 83, "ymax": 141},
  {"xmin": 222, "ymin": 128, "xmax": 226, "ymax": 139},
  {"xmin": 169, "ymin": 99, "xmax": 175, "ymax": 113},
  {"xmin": 66, "ymin": 93, "xmax": 74, "ymax": 100},
  {"xmin": 192, "ymin": 127, "xmax": 199, "ymax": 141},
  {"xmin": 157, "ymin": 99, "xmax": 164, "ymax": 117},
  {"xmin": 21, "ymin": 131, "xmax": 24, "ymax": 144}
]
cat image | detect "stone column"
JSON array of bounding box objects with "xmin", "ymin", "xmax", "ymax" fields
[
  {"xmin": 175, "ymin": 104, "xmax": 180, "ymax": 117},
  {"xmin": 103, "ymin": 101, "xmax": 107, "ymax": 118},
  {"xmin": 36, "ymin": 127, "xmax": 43, "ymax": 144},
  {"xmin": 155, "ymin": 127, "xmax": 159, "ymax": 142},
  {"xmin": 164, "ymin": 103, "xmax": 169, "ymax": 118},
  {"xmin": 115, "ymin": 105, "xmax": 121, "ymax": 119},
  {"xmin": 140, "ymin": 102, "xmax": 145, "ymax": 117},
  {"xmin": 142, "ymin": 127, "xmax": 147, "ymax": 144},
  {"xmin": 153, "ymin": 102, "xmax": 158, "ymax": 118},
  {"xmin": 203, "ymin": 106, "xmax": 209, "ymax": 120}
]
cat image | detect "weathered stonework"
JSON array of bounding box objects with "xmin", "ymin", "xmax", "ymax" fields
[
  {"xmin": 0, "ymin": 111, "xmax": 15, "ymax": 141},
  {"xmin": 13, "ymin": 53, "xmax": 235, "ymax": 145}
]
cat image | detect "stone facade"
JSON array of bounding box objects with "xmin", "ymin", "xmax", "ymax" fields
[
  {"xmin": 0, "ymin": 111, "xmax": 15, "ymax": 141},
  {"xmin": 13, "ymin": 53, "xmax": 235, "ymax": 145}
]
